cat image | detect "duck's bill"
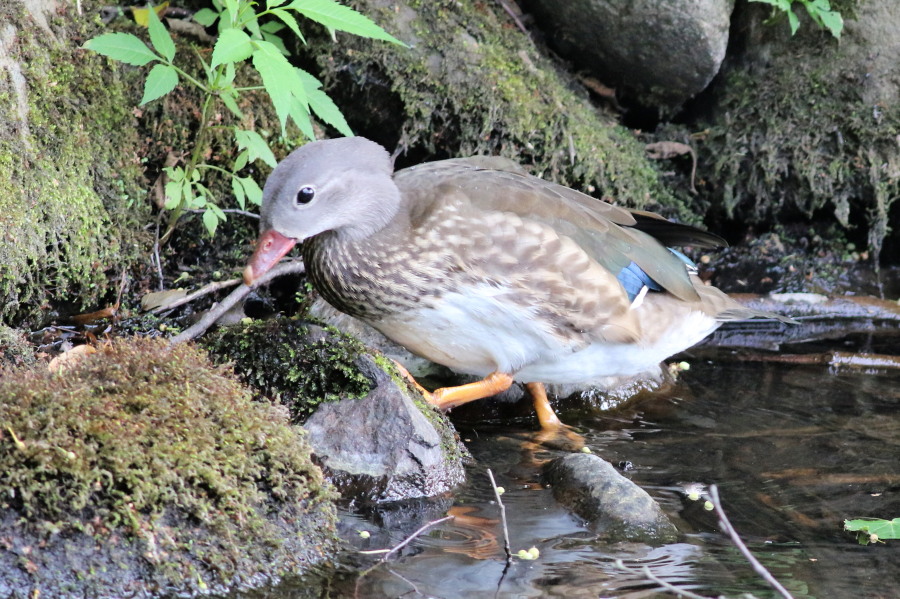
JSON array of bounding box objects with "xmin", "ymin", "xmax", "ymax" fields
[{"xmin": 243, "ymin": 229, "xmax": 298, "ymax": 286}]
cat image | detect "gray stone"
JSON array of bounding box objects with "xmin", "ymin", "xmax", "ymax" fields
[
  {"xmin": 303, "ymin": 354, "xmax": 468, "ymax": 502},
  {"xmin": 544, "ymin": 453, "xmax": 679, "ymax": 543},
  {"xmin": 525, "ymin": 0, "xmax": 734, "ymax": 108}
]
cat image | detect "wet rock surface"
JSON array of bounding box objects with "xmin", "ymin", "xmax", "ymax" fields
[
  {"xmin": 543, "ymin": 453, "xmax": 679, "ymax": 543},
  {"xmin": 304, "ymin": 354, "xmax": 469, "ymax": 503}
]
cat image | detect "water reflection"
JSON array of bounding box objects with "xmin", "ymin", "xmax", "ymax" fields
[{"xmin": 247, "ymin": 359, "xmax": 900, "ymax": 598}]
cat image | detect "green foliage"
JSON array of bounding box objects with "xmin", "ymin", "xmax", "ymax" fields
[
  {"xmin": 83, "ymin": 0, "xmax": 401, "ymax": 237},
  {"xmin": 844, "ymin": 518, "xmax": 900, "ymax": 545},
  {"xmin": 750, "ymin": 0, "xmax": 844, "ymax": 38}
]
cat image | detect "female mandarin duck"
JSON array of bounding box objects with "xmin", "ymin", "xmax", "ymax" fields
[{"xmin": 244, "ymin": 137, "xmax": 783, "ymax": 445}]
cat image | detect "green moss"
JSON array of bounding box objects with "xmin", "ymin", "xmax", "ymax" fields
[
  {"xmin": 700, "ymin": 8, "xmax": 900, "ymax": 262},
  {"xmin": 204, "ymin": 318, "xmax": 373, "ymax": 422},
  {"xmin": 0, "ymin": 337, "xmax": 336, "ymax": 596},
  {"xmin": 0, "ymin": 323, "xmax": 35, "ymax": 366},
  {"xmin": 0, "ymin": 1, "xmax": 151, "ymax": 327},
  {"xmin": 308, "ymin": 0, "xmax": 685, "ymax": 216}
]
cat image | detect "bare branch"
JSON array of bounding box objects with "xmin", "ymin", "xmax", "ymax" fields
[
  {"xmin": 168, "ymin": 259, "xmax": 305, "ymax": 345},
  {"xmin": 708, "ymin": 485, "xmax": 795, "ymax": 599}
]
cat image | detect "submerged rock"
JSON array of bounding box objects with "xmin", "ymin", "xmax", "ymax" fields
[
  {"xmin": 544, "ymin": 453, "xmax": 678, "ymax": 543},
  {"xmin": 0, "ymin": 338, "xmax": 336, "ymax": 598}
]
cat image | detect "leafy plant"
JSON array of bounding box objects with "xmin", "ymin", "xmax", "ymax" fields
[
  {"xmin": 84, "ymin": 0, "xmax": 403, "ymax": 238},
  {"xmin": 844, "ymin": 518, "xmax": 900, "ymax": 545},
  {"xmin": 749, "ymin": 0, "xmax": 844, "ymax": 39}
]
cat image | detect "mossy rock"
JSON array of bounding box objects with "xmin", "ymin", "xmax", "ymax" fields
[
  {"xmin": 0, "ymin": 1, "xmax": 151, "ymax": 327},
  {"xmin": 204, "ymin": 318, "xmax": 374, "ymax": 423},
  {"xmin": 304, "ymin": 0, "xmax": 695, "ymax": 221},
  {"xmin": 699, "ymin": 0, "xmax": 900, "ymax": 262},
  {"xmin": 0, "ymin": 338, "xmax": 337, "ymax": 598}
]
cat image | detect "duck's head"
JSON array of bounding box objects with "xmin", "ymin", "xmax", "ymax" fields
[{"xmin": 243, "ymin": 137, "xmax": 397, "ymax": 286}]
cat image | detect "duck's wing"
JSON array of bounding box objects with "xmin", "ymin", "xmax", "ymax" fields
[{"xmin": 395, "ymin": 160, "xmax": 718, "ymax": 303}]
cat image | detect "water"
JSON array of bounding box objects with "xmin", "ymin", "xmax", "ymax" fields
[{"xmin": 246, "ymin": 355, "xmax": 900, "ymax": 599}]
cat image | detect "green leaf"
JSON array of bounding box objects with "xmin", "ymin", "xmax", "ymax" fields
[
  {"xmin": 267, "ymin": 0, "xmax": 289, "ymax": 8},
  {"xmin": 287, "ymin": 0, "xmax": 405, "ymax": 45},
  {"xmin": 231, "ymin": 176, "xmax": 246, "ymax": 209},
  {"xmin": 140, "ymin": 63, "xmax": 179, "ymax": 105},
  {"xmin": 262, "ymin": 31, "xmax": 290, "ymax": 56},
  {"xmin": 163, "ymin": 169, "xmax": 184, "ymax": 209},
  {"xmin": 251, "ymin": 41, "xmax": 307, "ymax": 134},
  {"xmin": 238, "ymin": 176, "xmax": 264, "ymax": 206},
  {"xmin": 222, "ymin": 0, "xmax": 240, "ymax": 21},
  {"xmin": 82, "ymin": 33, "xmax": 159, "ymax": 66},
  {"xmin": 289, "ymin": 96, "xmax": 315, "ymax": 140},
  {"xmin": 844, "ymin": 518, "xmax": 900, "ymax": 544},
  {"xmin": 147, "ymin": 6, "xmax": 176, "ymax": 62},
  {"xmin": 219, "ymin": 87, "xmax": 243, "ymax": 118},
  {"xmin": 816, "ymin": 10, "xmax": 843, "ymax": 38},
  {"xmin": 193, "ymin": 7, "xmax": 220, "ymax": 27},
  {"xmin": 211, "ymin": 28, "xmax": 253, "ymax": 67},
  {"xmin": 234, "ymin": 128, "xmax": 278, "ymax": 168},
  {"xmin": 271, "ymin": 8, "xmax": 306, "ymax": 44},
  {"xmin": 297, "ymin": 69, "xmax": 352, "ymax": 136},
  {"xmin": 787, "ymin": 9, "xmax": 800, "ymax": 34},
  {"xmin": 202, "ymin": 209, "xmax": 220, "ymax": 236},
  {"xmin": 261, "ymin": 21, "xmax": 286, "ymax": 34},
  {"xmin": 233, "ymin": 149, "xmax": 250, "ymax": 171}
]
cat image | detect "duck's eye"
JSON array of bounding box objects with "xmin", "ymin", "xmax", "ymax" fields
[{"xmin": 296, "ymin": 185, "xmax": 316, "ymax": 205}]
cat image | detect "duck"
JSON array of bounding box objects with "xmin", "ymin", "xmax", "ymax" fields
[{"xmin": 243, "ymin": 136, "xmax": 786, "ymax": 446}]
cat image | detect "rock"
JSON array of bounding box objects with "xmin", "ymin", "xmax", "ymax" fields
[
  {"xmin": 0, "ymin": 338, "xmax": 336, "ymax": 598},
  {"xmin": 543, "ymin": 453, "xmax": 678, "ymax": 543},
  {"xmin": 524, "ymin": 0, "xmax": 734, "ymax": 108},
  {"xmin": 205, "ymin": 317, "xmax": 469, "ymax": 502},
  {"xmin": 304, "ymin": 354, "xmax": 468, "ymax": 503}
]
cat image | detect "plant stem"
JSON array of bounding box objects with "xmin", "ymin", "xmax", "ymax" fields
[{"xmin": 160, "ymin": 86, "xmax": 216, "ymax": 245}]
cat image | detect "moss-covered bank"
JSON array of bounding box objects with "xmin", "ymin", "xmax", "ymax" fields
[
  {"xmin": 699, "ymin": 1, "xmax": 900, "ymax": 262},
  {"xmin": 0, "ymin": 1, "xmax": 151, "ymax": 327},
  {"xmin": 0, "ymin": 338, "xmax": 336, "ymax": 598},
  {"xmin": 305, "ymin": 0, "xmax": 695, "ymax": 220}
]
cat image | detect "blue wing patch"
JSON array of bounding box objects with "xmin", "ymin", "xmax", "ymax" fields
[{"xmin": 617, "ymin": 249, "xmax": 698, "ymax": 302}]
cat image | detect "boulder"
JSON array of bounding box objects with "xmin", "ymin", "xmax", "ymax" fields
[
  {"xmin": 304, "ymin": 354, "xmax": 469, "ymax": 503},
  {"xmin": 524, "ymin": 0, "xmax": 734, "ymax": 108},
  {"xmin": 544, "ymin": 453, "xmax": 679, "ymax": 543}
]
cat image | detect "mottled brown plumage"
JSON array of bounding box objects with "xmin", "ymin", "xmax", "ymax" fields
[{"xmin": 243, "ymin": 137, "xmax": 785, "ymax": 442}]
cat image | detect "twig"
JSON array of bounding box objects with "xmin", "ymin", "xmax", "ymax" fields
[
  {"xmin": 358, "ymin": 515, "xmax": 454, "ymax": 562},
  {"xmin": 168, "ymin": 259, "xmax": 305, "ymax": 345},
  {"xmin": 614, "ymin": 560, "xmax": 710, "ymax": 599},
  {"xmin": 486, "ymin": 469, "xmax": 512, "ymax": 562},
  {"xmin": 496, "ymin": 0, "xmax": 529, "ymax": 35},
  {"xmin": 708, "ymin": 485, "xmax": 795, "ymax": 599},
  {"xmin": 152, "ymin": 215, "xmax": 165, "ymax": 291},
  {"xmin": 150, "ymin": 278, "xmax": 242, "ymax": 314}
]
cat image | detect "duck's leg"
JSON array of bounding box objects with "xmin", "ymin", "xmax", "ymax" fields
[
  {"xmin": 390, "ymin": 361, "xmax": 514, "ymax": 410},
  {"xmin": 526, "ymin": 382, "xmax": 585, "ymax": 451}
]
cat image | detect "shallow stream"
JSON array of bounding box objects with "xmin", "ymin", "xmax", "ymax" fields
[{"xmin": 244, "ymin": 343, "xmax": 900, "ymax": 599}]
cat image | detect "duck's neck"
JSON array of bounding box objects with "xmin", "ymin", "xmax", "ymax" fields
[{"xmin": 301, "ymin": 195, "xmax": 429, "ymax": 320}]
